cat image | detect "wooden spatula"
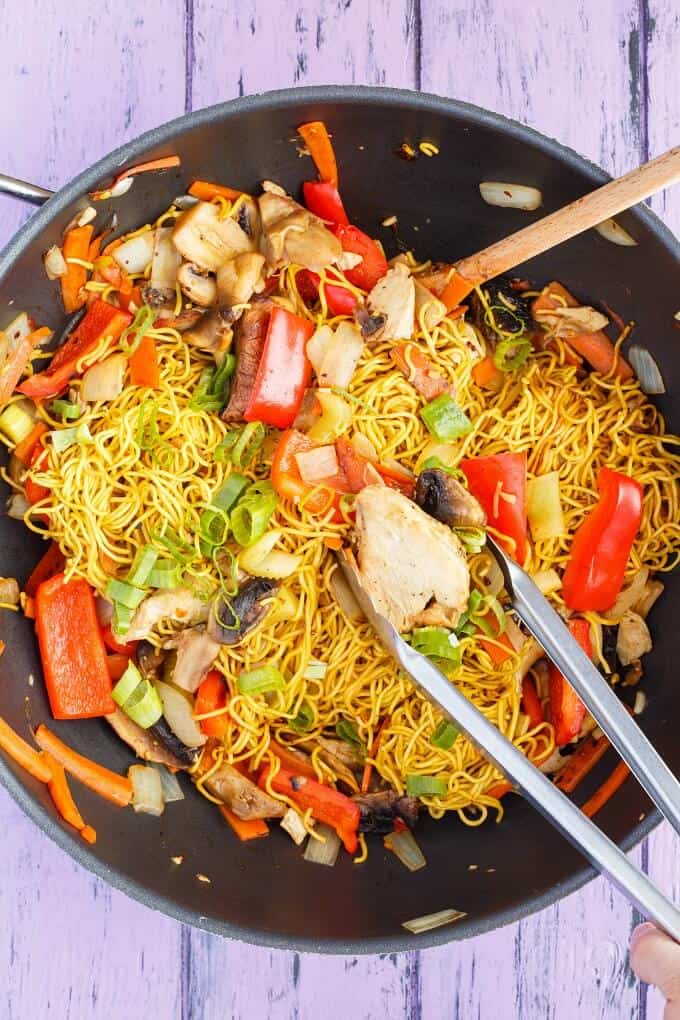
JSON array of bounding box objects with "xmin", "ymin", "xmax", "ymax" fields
[{"xmin": 441, "ymin": 144, "xmax": 680, "ymax": 308}]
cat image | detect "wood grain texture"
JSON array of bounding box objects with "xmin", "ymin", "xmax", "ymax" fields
[{"xmin": 0, "ymin": 0, "xmax": 678, "ymax": 1018}]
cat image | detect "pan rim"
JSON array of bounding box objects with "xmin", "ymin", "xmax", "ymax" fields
[{"xmin": 0, "ymin": 83, "xmax": 676, "ymax": 954}]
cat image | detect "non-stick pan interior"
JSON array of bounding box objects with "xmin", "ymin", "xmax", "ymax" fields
[{"xmin": 0, "ymin": 88, "xmax": 677, "ymax": 953}]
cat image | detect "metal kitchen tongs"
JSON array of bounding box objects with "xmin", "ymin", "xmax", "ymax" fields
[{"xmin": 336, "ymin": 545, "xmax": 680, "ymax": 941}]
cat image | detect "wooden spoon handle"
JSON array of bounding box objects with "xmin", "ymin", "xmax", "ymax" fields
[{"xmin": 454, "ymin": 144, "xmax": 680, "ymax": 288}]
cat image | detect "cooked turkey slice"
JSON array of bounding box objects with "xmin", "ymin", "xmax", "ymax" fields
[{"xmin": 353, "ymin": 485, "xmax": 470, "ymax": 632}]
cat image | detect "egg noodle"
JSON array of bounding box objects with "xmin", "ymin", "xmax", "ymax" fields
[{"xmin": 16, "ymin": 233, "xmax": 680, "ymax": 832}]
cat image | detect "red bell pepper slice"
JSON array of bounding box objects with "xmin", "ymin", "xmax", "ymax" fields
[
  {"xmin": 261, "ymin": 764, "xmax": 360, "ymax": 854},
  {"xmin": 296, "ymin": 269, "xmax": 357, "ymax": 316},
  {"xmin": 548, "ymin": 618, "xmax": 591, "ymax": 746},
  {"xmin": 24, "ymin": 541, "xmax": 65, "ymax": 598},
  {"xmin": 332, "ymin": 224, "xmax": 388, "ymax": 291},
  {"xmin": 195, "ymin": 670, "xmax": 229, "ymax": 738},
  {"xmin": 24, "ymin": 444, "xmax": 50, "ymax": 505},
  {"xmin": 562, "ymin": 467, "xmax": 643, "ymax": 612},
  {"xmin": 35, "ymin": 574, "xmax": 115, "ymax": 719},
  {"xmin": 335, "ymin": 436, "xmax": 415, "ymax": 498},
  {"xmin": 271, "ymin": 429, "xmax": 350, "ymax": 517},
  {"xmin": 302, "ymin": 181, "xmax": 349, "ymax": 226},
  {"xmin": 521, "ymin": 674, "xmax": 544, "ymax": 729},
  {"xmin": 101, "ymin": 624, "xmax": 138, "ymax": 657},
  {"xmin": 18, "ymin": 299, "xmax": 132, "ymax": 400},
  {"xmin": 243, "ymin": 306, "xmax": 314, "ymax": 428},
  {"xmin": 460, "ymin": 452, "xmax": 527, "ymax": 561}
]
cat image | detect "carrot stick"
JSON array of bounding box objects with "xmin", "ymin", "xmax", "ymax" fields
[
  {"xmin": 269, "ymin": 740, "xmax": 317, "ymax": 780},
  {"xmin": 219, "ymin": 804, "xmax": 269, "ymax": 841},
  {"xmin": 472, "ymin": 355, "xmax": 503, "ymax": 390},
  {"xmin": 581, "ymin": 761, "xmax": 630, "ymax": 818},
  {"xmin": 361, "ymin": 716, "xmax": 390, "ymax": 794},
  {"xmin": 0, "ymin": 326, "xmax": 53, "ymax": 406},
  {"xmin": 532, "ymin": 281, "xmax": 632, "ymax": 381},
  {"xmin": 486, "ymin": 780, "xmax": 513, "ymax": 800},
  {"xmin": 61, "ymin": 225, "xmax": 94, "ymax": 313},
  {"xmin": 87, "ymin": 229, "xmax": 112, "ymax": 263},
  {"xmin": 43, "ymin": 751, "xmax": 86, "ymax": 831},
  {"xmin": 440, "ymin": 272, "xmax": 477, "ymax": 311},
  {"xmin": 555, "ymin": 733, "xmax": 611, "ymax": 793},
  {"xmin": 14, "ymin": 422, "xmax": 48, "ymax": 465},
  {"xmin": 297, "ymin": 121, "xmax": 339, "ymax": 188},
  {"xmin": 80, "ymin": 824, "xmax": 97, "ymax": 844},
  {"xmin": 447, "ymin": 304, "xmax": 468, "ymax": 320},
  {"xmin": 323, "ymin": 536, "xmax": 343, "ymax": 551},
  {"xmin": 22, "ymin": 596, "xmax": 35, "ymax": 620},
  {"xmin": 188, "ymin": 180, "xmax": 243, "ymax": 203},
  {"xmin": 0, "ymin": 716, "xmax": 51, "ymax": 783},
  {"xmin": 112, "ymin": 155, "xmax": 180, "ymax": 187},
  {"xmin": 34, "ymin": 724, "xmax": 132, "ymax": 807},
  {"xmin": 129, "ymin": 334, "xmax": 160, "ymax": 388}
]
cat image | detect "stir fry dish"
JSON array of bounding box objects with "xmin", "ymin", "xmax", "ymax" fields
[{"xmin": 0, "ymin": 122, "xmax": 678, "ymax": 871}]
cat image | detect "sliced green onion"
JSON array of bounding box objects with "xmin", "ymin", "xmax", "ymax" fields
[
  {"xmin": 106, "ymin": 578, "xmax": 147, "ymax": 610},
  {"xmin": 215, "ymin": 421, "xmax": 266, "ymax": 467},
  {"xmin": 0, "ymin": 403, "xmax": 36, "ymax": 444},
  {"xmin": 135, "ymin": 398, "xmax": 166, "ymax": 452},
  {"xmin": 189, "ymin": 367, "xmax": 222, "ymax": 413},
  {"xmin": 111, "ymin": 660, "xmax": 142, "ymax": 706},
  {"xmin": 211, "ymin": 352, "xmax": 236, "ymax": 395},
  {"xmin": 335, "ymin": 719, "xmax": 362, "ymax": 745},
  {"xmin": 420, "ymin": 455, "xmax": 462, "ymax": 478},
  {"xmin": 152, "ymin": 528, "xmax": 196, "ymax": 567},
  {"xmin": 237, "ymin": 665, "xmax": 285, "ymax": 695},
  {"xmin": 120, "ymin": 304, "xmax": 155, "ymax": 354},
  {"xmin": 112, "ymin": 660, "xmax": 163, "ymax": 729},
  {"xmin": 430, "ymin": 720, "xmax": 459, "ymax": 750},
  {"xmin": 420, "ymin": 394, "xmax": 473, "ymax": 442},
  {"xmin": 113, "ymin": 601, "xmax": 134, "ymax": 636},
  {"xmin": 211, "ymin": 473, "xmax": 250, "ymax": 512},
  {"xmin": 493, "ymin": 336, "xmax": 532, "ymax": 372},
  {"xmin": 470, "ymin": 592, "xmax": 507, "ymax": 637},
  {"xmin": 410, "ymin": 627, "xmax": 461, "ymax": 663},
  {"xmin": 147, "ymin": 559, "xmax": 183, "ymax": 589},
  {"xmin": 405, "ymin": 774, "xmax": 448, "ymax": 798},
  {"xmin": 198, "ymin": 506, "xmax": 231, "ymax": 552},
  {"xmin": 51, "ymin": 422, "xmax": 93, "ymax": 453},
  {"xmin": 290, "ymin": 701, "xmax": 315, "ymax": 733},
  {"xmin": 454, "ymin": 526, "xmax": 487, "ymax": 554},
  {"xmin": 467, "ymin": 589, "xmax": 483, "ymax": 615},
  {"xmin": 51, "ymin": 399, "xmax": 81, "ymax": 421},
  {"xmin": 126, "ymin": 545, "xmax": 158, "ymax": 586},
  {"xmin": 231, "ymin": 481, "xmax": 278, "ymax": 547},
  {"xmin": 303, "ymin": 659, "xmax": 327, "ymax": 681}
]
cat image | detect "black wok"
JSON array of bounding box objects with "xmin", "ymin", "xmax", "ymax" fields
[{"xmin": 0, "ymin": 86, "xmax": 677, "ymax": 954}]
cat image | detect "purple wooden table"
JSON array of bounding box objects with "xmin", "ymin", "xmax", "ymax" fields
[{"xmin": 1, "ymin": 2, "xmax": 678, "ymax": 1016}]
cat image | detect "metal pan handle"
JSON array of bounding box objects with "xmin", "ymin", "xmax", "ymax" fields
[{"xmin": 0, "ymin": 173, "xmax": 53, "ymax": 206}]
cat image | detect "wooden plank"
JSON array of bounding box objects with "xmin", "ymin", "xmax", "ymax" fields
[
  {"xmin": 190, "ymin": 0, "xmax": 418, "ymax": 109},
  {"xmin": 0, "ymin": 0, "xmax": 186, "ymax": 249},
  {"xmin": 646, "ymin": 1, "xmax": 680, "ymax": 226},
  {"xmin": 0, "ymin": 790, "xmax": 182, "ymax": 1019}
]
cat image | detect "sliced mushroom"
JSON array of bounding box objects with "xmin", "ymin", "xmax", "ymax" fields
[
  {"xmin": 207, "ymin": 577, "xmax": 278, "ymax": 645},
  {"xmin": 234, "ymin": 196, "xmax": 261, "ymax": 242},
  {"xmin": 205, "ymin": 762, "xmax": 285, "ymax": 820},
  {"xmin": 177, "ymin": 262, "xmax": 217, "ymax": 307},
  {"xmin": 616, "ymin": 610, "xmax": 652, "ymax": 666},
  {"xmin": 258, "ymin": 191, "xmax": 342, "ymax": 273},
  {"xmin": 106, "ymin": 707, "xmax": 186, "ymax": 770},
  {"xmin": 353, "ymin": 790, "xmax": 419, "ymax": 834},
  {"xmin": 162, "ymin": 627, "xmax": 220, "ymax": 693},
  {"xmin": 183, "ymin": 309, "xmax": 233, "ymax": 357},
  {"xmin": 149, "ymin": 226, "xmax": 181, "ymax": 299},
  {"xmin": 366, "ymin": 263, "xmax": 415, "ymax": 341},
  {"xmin": 148, "ymin": 716, "xmax": 202, "ymax": 766},
  {"xmin": 135, "ymin": 640, "xmax": 166, "ymax": 681},
  {"xmin": 470, "ymin": 277, "xmax": 534, "ymax": 343},
  {"xmin": 172, "ymin": 200, "xmax": 255, "ymax": 272},
  {"xmin": 415, "ymin": 469, "xmax": 486, "ymax": 528},
  {"xmin": 216, "ymin": 252, "xmax": 266, "ymax": 308},
  {"xmin": 222, "ymin": 298, "xmax": 272, "ymax": 422}
]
